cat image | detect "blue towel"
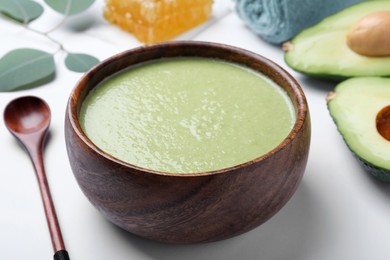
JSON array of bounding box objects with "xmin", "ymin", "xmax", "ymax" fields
[{"xmin": 235, "ymin": 0, "xmax": 365, "ymax": 44}]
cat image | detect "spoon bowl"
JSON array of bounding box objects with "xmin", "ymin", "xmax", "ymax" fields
[{"xmin": 4, "ymin": 96, "xmax": 50, "ymax": 135}]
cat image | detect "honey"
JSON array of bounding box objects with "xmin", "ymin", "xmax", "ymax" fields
[{"xmin": 104, "ymin": 0, "xmax": 213, "ymax": 44}]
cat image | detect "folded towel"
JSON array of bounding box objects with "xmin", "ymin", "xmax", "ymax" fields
[{"xmin": 235, "ymin": 0, "xmax": 365, "ymax": 44}]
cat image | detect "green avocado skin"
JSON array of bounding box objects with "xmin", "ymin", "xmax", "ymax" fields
[
  {"xmin": 356, "ymin": 156, "xmax": 390, "ymax": 182},
  {"xmin": 284, "ymin": 1, "xmax": 390, "ymax": 79},
  {"xmin": 327, "ymin": 77, "xmax": 390, "ymax": 182}
]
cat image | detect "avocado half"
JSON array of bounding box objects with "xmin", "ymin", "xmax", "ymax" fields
[
  {"xmin": 327, "ymin": 77, "xmax": 390, "ymax": 181},
  {"xmin": 284, "ymin": 1, "xmax": 390, "ymax": 80}
]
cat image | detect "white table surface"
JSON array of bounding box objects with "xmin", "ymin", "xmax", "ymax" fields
[{"xmin": 1, "ymin": 1, "xmax": 390, "ymax": 259}]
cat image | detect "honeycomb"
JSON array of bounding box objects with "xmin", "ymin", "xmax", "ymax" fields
[{"xmin": 104, "ymin": 0, "xmax": 213, "ymax": 44}]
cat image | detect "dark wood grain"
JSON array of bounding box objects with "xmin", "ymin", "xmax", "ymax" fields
[
  {"xmin": 65, "ymin": 41, "xmax": 311, "ymax": 243},
  {"xmin": 4, "ymin": 96, "xmax": 68, "ymax": 254}
]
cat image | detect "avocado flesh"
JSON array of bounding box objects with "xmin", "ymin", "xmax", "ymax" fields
[
  {"xmin": 327, "ymin": 77, "xmax": 390, "ymax": 181},
  {"xmin": 285, "ymin": 1, "xmax": 390, "ymax": 79}
]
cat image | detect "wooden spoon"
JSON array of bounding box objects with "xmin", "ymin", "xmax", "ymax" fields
[{"xmin": 4, "ymin": 96, "xmax": 70, "ymax": 260}]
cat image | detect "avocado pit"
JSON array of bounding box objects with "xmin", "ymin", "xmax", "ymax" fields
[
  {"xmin": 347, "ymin": 11, "xmax": 390, "ymax": 57},
  {"xmin": 377, "ymin": 105, "xmax": 390, "ymax": 141}
]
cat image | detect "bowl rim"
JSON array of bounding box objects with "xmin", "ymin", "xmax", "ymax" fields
[{"xmin": 67, "ymin": 41, "xmax": 309, "ymax": 177}]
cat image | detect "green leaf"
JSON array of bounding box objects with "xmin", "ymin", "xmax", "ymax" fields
[
  {"xmin": 44, "ymin": 0, "xmax": 95, "ymax": 16},
  {"xmin": 0, "ymin": 0, "xmax": 44, "ymax": 23},
  {"xmin": 0, "ymin": 48, "xmax": 55, "ymax": 92},
  {"xmin": 65, "ymin": 53, "xmax": 99, "ymax": 73}
]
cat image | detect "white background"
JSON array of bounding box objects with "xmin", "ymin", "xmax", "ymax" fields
[{"xmin": 1, "ymin": 1, "xmax": 389, "ymax": 259}]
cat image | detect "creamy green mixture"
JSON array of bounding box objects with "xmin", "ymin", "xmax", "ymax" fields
[{"xmin": 80, "ymin": 58, "xmax": 295, "ymax": 173}]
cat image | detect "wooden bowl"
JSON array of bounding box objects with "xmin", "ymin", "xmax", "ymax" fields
[{"xmin": 65, "ymin": 41, "xmax": 310, "ymax": 243}]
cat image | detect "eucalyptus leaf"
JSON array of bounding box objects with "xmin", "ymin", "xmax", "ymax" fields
[
  {"xmin": 44, "ymin": 0, "xmax": 95, "ymax": 16},
  {"xmin": 65, "ymin": 53, "xmax": 99, "ymax": 73},
  {"xmin": 0, "ymin": 0, "xmax": 43, "ymax": 23},
  {"xmin": 0, "ymin": 48, "xmax": 55, "ymax": 92}
]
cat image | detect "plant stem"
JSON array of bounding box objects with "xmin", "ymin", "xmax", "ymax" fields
[
  {"xmin": 23, "ymin": 24, "xmax": 66, "ymax": 54},
  {"xmin": 21, "ymin": 0, "xmax": 73, "ymax": 54},
  {"xmin": 44, "ymin": 16, "xmax": 68, "ymax": 35},
  {"xmin": 44, "ymin": 0, "xmax": 72, "ymax": 34},
  {"xmin": 2, "ymin": 8, "xmax": 70, "ymax": 55}
]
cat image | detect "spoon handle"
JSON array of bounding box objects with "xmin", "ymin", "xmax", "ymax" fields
[{"xmin": 27, "ymin": 141, "xmax": 70, "ymax": 260}]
